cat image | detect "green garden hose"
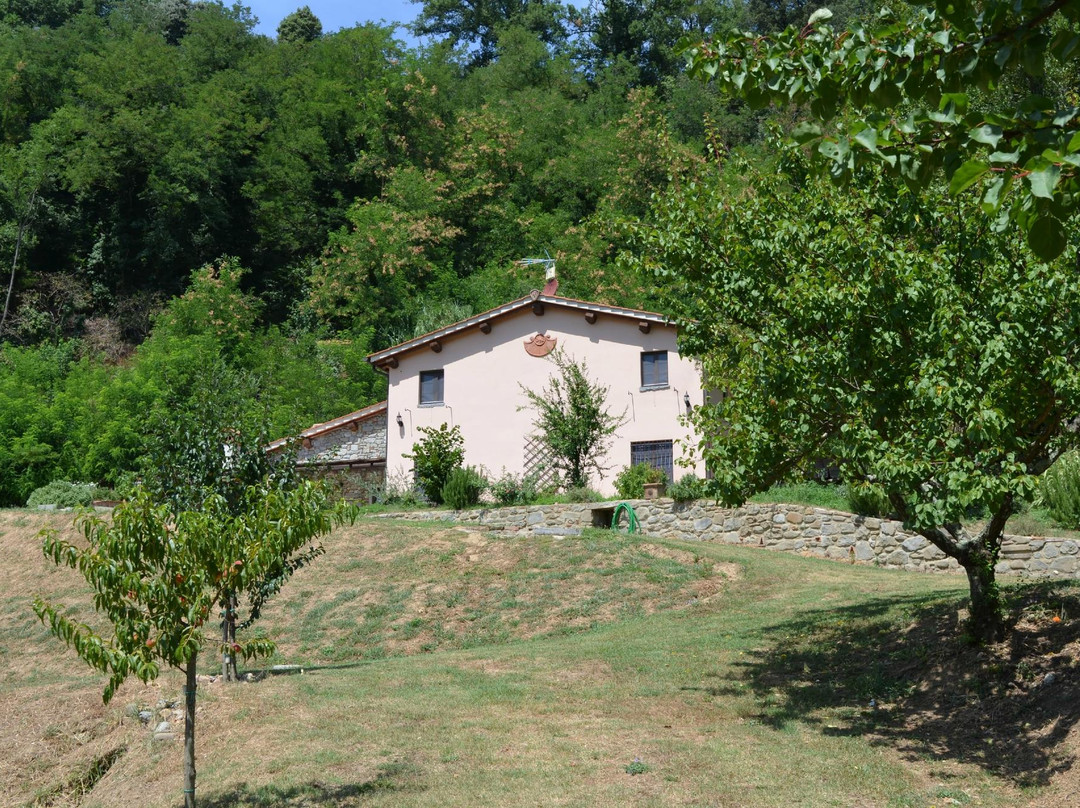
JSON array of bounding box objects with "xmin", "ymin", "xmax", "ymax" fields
[{"xmin": 611, "ymin": 502, "xmax": 640, "ymax": 533}]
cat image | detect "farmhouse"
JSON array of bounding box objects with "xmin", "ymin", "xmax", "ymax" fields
[{"xmin": 367, "ymin": 284, "xmax": 706, "ymax": 497}]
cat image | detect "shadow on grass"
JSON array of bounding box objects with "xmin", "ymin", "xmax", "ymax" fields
[
  {"xmin": 197, "ymin": 762, "xmax": 424, "ymax": 807},
  {"xmin": 699, "ymin": 583, "xmax": 1080, "ymax": 787}
]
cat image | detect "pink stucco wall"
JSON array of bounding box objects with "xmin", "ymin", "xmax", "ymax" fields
[{"xmin": 383, "ymin": 304, "xmax": 706, "ymax": 496}]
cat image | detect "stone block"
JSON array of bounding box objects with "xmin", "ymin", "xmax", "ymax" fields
[
  {"xmin": 1040, "ymin": 543, "xmax": 1060, "ymax": 559},
  {"xmin": 694, "ymin": 517, "xmax": 713, "ymax": 531},
  {"xmin": 863, "ymin": 518, "xmax": 881, "ymax": 530},
  {"xmin": 1050, "ymin": 557, "xmax": 1079, "ymax": 574},
  {"xmin": 836, "ymin": 536, "xmax": 856, "ymax": 548},
  {"xmin": 526, "ymin": 511, "xmax": 546, "ymax": 525},
  {"xmin": 854, "ymin": 541, "xmax": 875, "ymax": 561},
  {"xmin": 880, "ymin": 522, "xmax": 897, "ymax": 536},
  {"xmin": 1061, "ymin": 540, "xmax": 1079, "ymax": 556},
  {"xmin": 786, "ymin": 512, "xmax": 803, "ymax": 524},
  {"xmin": 885, "ymin": 549, "xmax": 910, "ymax": 566},
  {"xmin": 901, "ymin": 536, "xmax": 927, "ymax": 553},
  {"xmin": 821, "ymin": 523, "xmax": 841, "ymax": 536}
]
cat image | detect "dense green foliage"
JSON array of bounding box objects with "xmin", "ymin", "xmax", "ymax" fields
[
  {"xmin": 25, "ymin": 479, "xmax": 112, "ymax": 508},
  {"xmin": 405, "ymin": 423, "xmax": 465, "ymax": 505},
  {"xmin": 520, "ymin": 350, "xmax": 625, "ymax": 489},
  {"xmin": 490, "ymin": 468, "xmax": 541, "ymax": 505},
  {"xmin": 441, "ymin": 465, "xmax": 487, "ymax": 509},
  {"xmin": 683, "ymin": 0, "xmax": 1080, "ymax": 259},
  {"xmin": 1038, "ymin": 451, "xmax": 1080, "ymax": 528},
  {"xmin": 667, "ymin": 473, "xmax": 706, "ymax": 503},
  {"xmin": 0, "ymin": 0, "xmax": 828, "ymax": 502},
  {"xmin": 614, "ymin": 461, "xmax": 667, "ymax": 499},
  {"xmin": 639, "ymin": 156, "xmax": 1080, "ymax": 641},
  {"xmin": 0, "ymin": 259, "xmax": 382, "ymax": 506}
]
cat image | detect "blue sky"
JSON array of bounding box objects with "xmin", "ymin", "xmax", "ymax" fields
[{"xmin": 246, "ymin": 0, "xmax": 421, "ymax": 39}]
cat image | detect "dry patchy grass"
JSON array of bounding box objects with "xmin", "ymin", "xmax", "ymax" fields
[{"xmin": 1, "ymin": 510, "xmax": 1079, "ymax": 808}]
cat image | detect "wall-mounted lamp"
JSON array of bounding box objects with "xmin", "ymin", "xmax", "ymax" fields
[
  {"xmin": 395, "ymin": 413, "xmax": 404, "ymax": 428},
  {"xmin": 683, "ymin": 392, "xmax": 692, "ymax": 415}
]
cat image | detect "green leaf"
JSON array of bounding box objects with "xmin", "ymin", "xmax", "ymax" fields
[
  {"xmin": 949, "ymin": 160, "xmax": 989, "ymax": 195},
  {"xmin": 968, "ymin": 124, "xmax": 1002, "ymax": 148},
  {"xmin": 1028, "ymin": 216, "xmax": 1067, "ymax": 261},
  {"xmin": 792, "ymin": 122, "xmax": 822, "ymax": 144},
  {"xmin": 854, "ymin": 127, "xmax": 879, "ymax": 153},
  {"xmin": 1028, "ymin": 164, "xmax": 1061, "ymax": 199}
]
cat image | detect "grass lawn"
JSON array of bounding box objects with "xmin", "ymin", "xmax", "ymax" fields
[{"xmin": 2, "ymin": 511, "xmax": 1077, "ymax": 807}]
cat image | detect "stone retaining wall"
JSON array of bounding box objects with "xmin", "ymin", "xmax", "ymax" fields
[{"xmin": 376, "ymin": 500, "xmax": 1080, "ymax": 580}]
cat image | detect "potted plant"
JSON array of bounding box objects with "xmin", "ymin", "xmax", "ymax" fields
[{"xmin": 641, "ymin": 466, "xmax": 668, "ymax": 500}]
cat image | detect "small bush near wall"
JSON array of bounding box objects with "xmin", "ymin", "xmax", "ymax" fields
[
  {"xmin": 26, "ymin": 480, "xmax": 113, "ymax": 509},
  {"xmin": 490, "ymin": 469, "xmax": 539, "ymax": 505},
  {"xmin": 615, "ymin": 463, "xmax": 666, "ymax": 499},
  {"xmin": 1039, "ymin": 451, "xmax": 1080, "ymax": 528},
  {"xmin": 404, "ymin": 424, "xmax": 464, "ymax": 505},
  {"xmin": 442, "ymin": 466, "xmax": 487, "ymax": 510},
  {"xmin": 668, "ymin": 474, "xmax": 706, "ymax": 503},
  {"xmin": 845, "ymin": 482, "xmax": 894, "ymax": 518}
]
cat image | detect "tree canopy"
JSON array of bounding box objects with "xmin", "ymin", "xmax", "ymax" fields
[
  {"xmin": 682, "ymin": 0, "xmax": 1080, "ymax": 259},
  {"xmin": 277, "ymin": 5, "xmax": 322, "ymax": 43},
  {"xmin": 635, "ymin": 155, "xmax": 1080, "ymax": 641}
]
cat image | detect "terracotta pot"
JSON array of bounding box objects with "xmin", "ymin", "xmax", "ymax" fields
[{"xmin": 642, "ymin": 482, "xmax": 666, "ymax": 500}]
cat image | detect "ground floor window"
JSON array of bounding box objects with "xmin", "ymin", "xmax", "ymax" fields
[{"xmin": 630, "ymin": 439, "xmax": 674, "ymax": 482}]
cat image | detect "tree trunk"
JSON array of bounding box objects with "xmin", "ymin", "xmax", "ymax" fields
[
  {"xmin": 960, "ymin": 550, "xmax": 1006, "ymax": 644},
  {"xmin": 221, "ymin": 591, "xmax": 237, "ymax": 682},
  {"xmin": 184, "ymin": 653, "xmax": 197, "ymax": 808}
]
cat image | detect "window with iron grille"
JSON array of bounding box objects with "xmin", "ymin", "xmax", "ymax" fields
[
  {"xmin": 419, "ymin": 369, "xmax": 444, "ymax": 405},
  {"xmin": 640, "ymin": 351, "xmax": 668, "ymax": 389},
  {"xmin": 631, "ymin": 440, "xmax": 674, "ymax": 482}
]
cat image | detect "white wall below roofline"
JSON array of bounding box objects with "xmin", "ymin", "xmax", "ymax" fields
[{"xmin": 383, "ymin": 305, "xmax": 706, "ymax": 496}]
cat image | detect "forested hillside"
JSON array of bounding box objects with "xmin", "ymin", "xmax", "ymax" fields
[{"xmin": 0, "ymin": 0, "xmax": 877, "ymax": 505}]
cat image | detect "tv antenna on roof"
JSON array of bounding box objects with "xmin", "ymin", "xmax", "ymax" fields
[{"xmin": 516, "ymin": 252, "xmax": 556, "ymax": 281}]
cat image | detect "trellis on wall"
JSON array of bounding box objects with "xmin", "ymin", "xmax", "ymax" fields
[{"xmin": 523, "ymin": 435, "xmax": 558, "ymax": 490}]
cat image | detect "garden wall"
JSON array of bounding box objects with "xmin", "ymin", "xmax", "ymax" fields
[{"xmin": 377, "ymin": 500, "xmax": 1080, "ymax": 580}]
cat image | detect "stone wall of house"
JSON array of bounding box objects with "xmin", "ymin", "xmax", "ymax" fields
[
  {"xmin": 301, "ymin": 464, "xmax": 385, "ymax": 503},
  {"xmin": 374, "ymin": 499, "xmax": 1080, "ymax": 580},
  {"xmin": 298, "ymin": 413, "xmax": 387, "ymax": 464}
]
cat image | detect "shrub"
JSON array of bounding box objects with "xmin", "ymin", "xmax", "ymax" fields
[
  {"xmin": 441, "ymin": 466, "xmax": 486, "ymax": 510},
  {"xmin": 26, "ymin": 480, "xmax": 112, "ymax": 509},
  {"xmin": 560, "ymin": 485, "xmax": 605, "ymax": 503},
  {"xmin": 845, "ymin": 482, "xmax": 893, "ymax": 518},
  {"xmin": 614, "ymin": 463, "xmax": 666, "ymax": 499},
  {"xmin": 404, "ymin": 424, "xmax": 464, "ymax": 505},
  {"xmin": 490, "ymin": 469, "xmax": 539, "ymax": 505},
  {"xmin": 668, "ymin": 474, "xmax": 706, "ymax": 503},
  {"xmin": 1038, "ymin": 451, "xmax": 1080, "ymax": 528}
]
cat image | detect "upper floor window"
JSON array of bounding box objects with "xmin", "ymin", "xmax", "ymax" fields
[
  {"xmin": 640, "ymin": 351, "xmax": 668, "ymax": 389},
  {"xmin": 419, "ymin": 369, "xmax": 444, "ymax": 405}
]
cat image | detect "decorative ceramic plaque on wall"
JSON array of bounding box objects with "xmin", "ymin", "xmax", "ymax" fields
[{"xmin": 524, "ymin": 333, "xmax": 557, "ymax": 357}]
